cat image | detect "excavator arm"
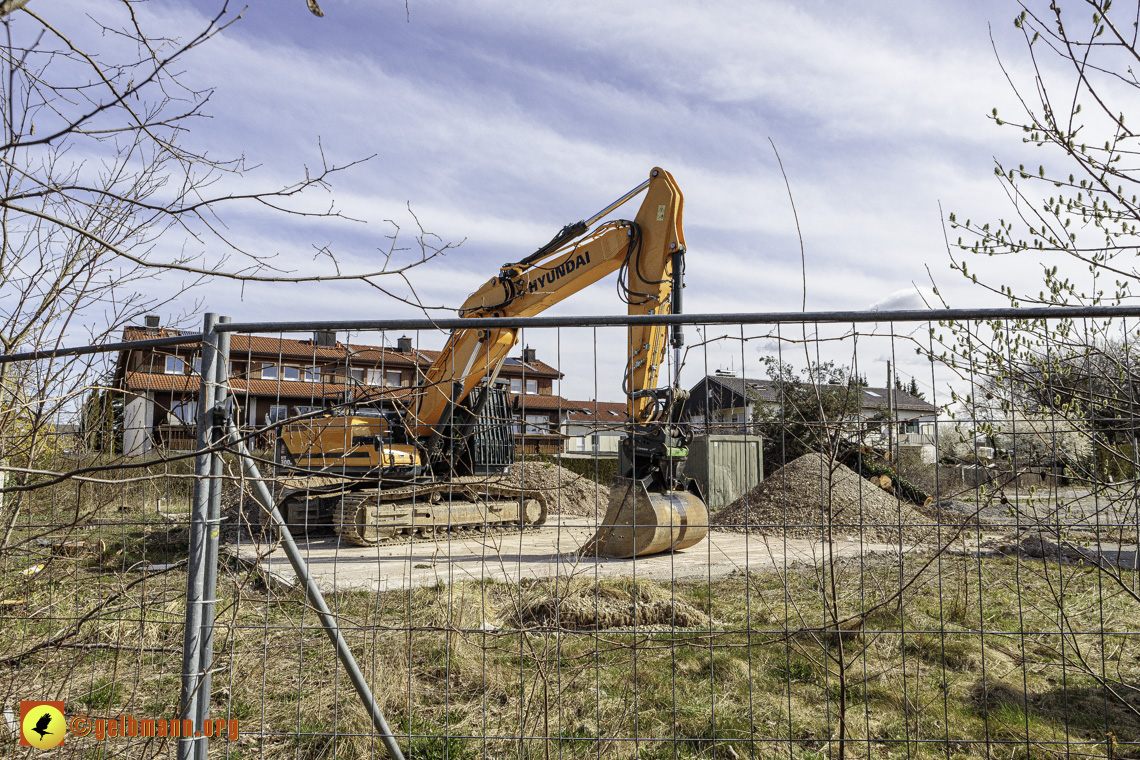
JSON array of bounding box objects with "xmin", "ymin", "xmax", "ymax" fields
[
  {"xmin": 411, "ymin": 167, "xmax": 707, "ymax": 558},
  {"xmin": 415, "ymin": 166, "xmax": 686, "ymax": 435}
]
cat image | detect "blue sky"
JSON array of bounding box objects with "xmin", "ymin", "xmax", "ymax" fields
[{"xmin": 117, "ymin": 1, "xmax": 1060, "ymax": 400}]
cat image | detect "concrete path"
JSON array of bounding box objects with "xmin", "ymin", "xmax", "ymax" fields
[{"xmin": 231, "ymin": 516, "xmax": 910, "ymax": 593}]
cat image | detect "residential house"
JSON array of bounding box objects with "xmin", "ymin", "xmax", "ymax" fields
[
  {"xmin": 684, "ymin": 373, "xmax": 937, "ymax": 442},
  {"xmin": 113, "ymin": 317, "xmax": 567, "ymax": 456},
  {"xmin": 561, "ymin": 400, "xmax": 627, "ymax": 454}
]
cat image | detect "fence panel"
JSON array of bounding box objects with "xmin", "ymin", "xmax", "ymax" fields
[{"xmin": 0, "ymin": 309, "xmax": 1137, "ymax": 759}]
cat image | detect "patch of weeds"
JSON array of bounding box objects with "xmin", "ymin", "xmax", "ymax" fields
[
  {"xmin": 769, "ymin": 655, "xmax": 815, "ymax": 684},
  {"xmin": 226, "ymin": 698, "xmax": 258, "ymax": 720},
  {"xmin": 291, "ymin": 716, "xmax": 337, "ymax": 760},
  {"xmin": 82, "ymin": 677, "xmax": 121, "ymax": 710},
  {"xmin": 558, "ymin": 723, "xmax": 598, "ymax": 752},
  {"xmin": 401, "ymin": 716, "xmax": 475, "ymax": 760}
]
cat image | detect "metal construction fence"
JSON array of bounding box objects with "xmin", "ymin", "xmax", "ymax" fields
[{"xmin": 0, "ymin": 307, "xmax": 1138, "ymax": 759}]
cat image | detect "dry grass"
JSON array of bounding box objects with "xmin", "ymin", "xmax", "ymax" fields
[{"xmin": 1, "ymin": 475, "xmax": 1138, "ymax": 760}]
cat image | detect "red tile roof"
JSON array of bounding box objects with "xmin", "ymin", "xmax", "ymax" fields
[
  {"xmin": 122, "ymin": 327, "xmax": 435, "ymax": 366},
  {"xmin": 120, "ymin": 326, "xmax": 558, "ymax": 378},
  {"xmin": 510, "ymin": 393, "xmax": 579, "ymax": 411},
  {"xmin": 122, "ymin": 371, "xmax": 415, "ymax": 403},
  {"xmin": 564, "ymin": 400, "xmax": 628, "ymax": 422}
]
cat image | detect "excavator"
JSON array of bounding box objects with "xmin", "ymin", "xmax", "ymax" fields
[{"xmin": 275, "ymin": 167, "xmax": 708, "ymax": 558}]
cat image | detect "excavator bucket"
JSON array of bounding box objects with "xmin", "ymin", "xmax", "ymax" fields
[{"xmin": 580, "ymin": 476, "xmax": 708, "ymax": 558}]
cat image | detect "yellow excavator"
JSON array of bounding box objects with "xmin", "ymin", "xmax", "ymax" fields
[{"xmin": 276, "ymin": 167, "xmax": 708, "ymax": 557}]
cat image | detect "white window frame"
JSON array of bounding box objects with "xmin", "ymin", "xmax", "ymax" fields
[
  {"xmin": 386, "ymin": 369, "xmax": 402, "ymax": 387},
  {"xmin": 164, "ymin": 356, "xmax": 185, "ymax": 375},
  {"xmin": 260, "ymin": 363, "xmax": 278, "ymax": 380},
  {"xmin": 169, "ymin": 399, "xmax": 197, "ymax": 424},
  {"xmin": 265, "ymin": 404, "xmax": 288, "ymax": 425},
  {"xmin": 349, "ymin": 368, "xmax": 364, "ymax": 382},
  {"xmin": 524, "ymin": 414, "xmax": 547, "ymax": 435},
  {"xmin": 281, "ymin": 366, "xmax": 300, "ymax": 382},
  {"xmin": 304, "ymin": 365, "xmax": 322, "ymax": 382},
  {"xmin": 366, "ymin": 368, "xmax": 383, "ymax": 385},
  {"xmin": 510, "ymin": 378, "xmax": 522, "ymax": 394},
  {"xmin": 525, "ymin": 378, "xmax": 538, "ymax": 395}
]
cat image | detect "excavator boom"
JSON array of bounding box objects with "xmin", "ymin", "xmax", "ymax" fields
[{"xmin": 415, "ymin": 167, "xmax": 686, "ymax": 433}]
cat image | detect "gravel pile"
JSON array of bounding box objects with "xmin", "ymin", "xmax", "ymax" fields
[
  {"xmin": 502, "ymin": 462, "xmax": 610, "ymax": 517},
  {"xmin": 712, "ymin": 452, "xmax": 931, "ymax": 543}
]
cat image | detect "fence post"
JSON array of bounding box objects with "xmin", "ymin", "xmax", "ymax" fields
[
  {"xmin": 194, "ymin": 315, "xmax": 230, "ymax": 759},
  {"xmin": 178, "ymin": 312, "xmax": 218, "ymax": 760}
]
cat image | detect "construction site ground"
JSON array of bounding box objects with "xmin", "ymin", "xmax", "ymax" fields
[{"xmin": 230, "ymin": 514, "xmax": 914, "ymax": 593}]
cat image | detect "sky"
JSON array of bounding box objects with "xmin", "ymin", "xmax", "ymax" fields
[{"xmin": 55, "ymin": 1, "xmax": 1079, "ymax": 405}]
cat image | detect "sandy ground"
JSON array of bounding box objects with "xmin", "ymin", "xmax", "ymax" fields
[
  {"xmin": 225, "ymin": 482, "xmax": 1139, "ymax": 594},
  {"xmin": 230, "ymin": 515, "xmax": 913, "ymax": 593}
]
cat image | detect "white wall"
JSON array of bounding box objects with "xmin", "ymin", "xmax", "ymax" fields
[
  {"xmin": 122, "ymin": 392, "xmax": 154, "ymax": 456},
  {"xmin": 562, "ymin": 423, "xmax": 622, "ymax": 454}
]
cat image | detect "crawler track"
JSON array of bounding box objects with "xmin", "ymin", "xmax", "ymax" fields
[{"xmin": 277, "ymin": 477, "xmax": 549, "ymax": 547}]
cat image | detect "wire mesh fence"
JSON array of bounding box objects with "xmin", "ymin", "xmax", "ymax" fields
[{"xmin": 1, "ymin": 308, "xmax": 1138, "ymax": 759}]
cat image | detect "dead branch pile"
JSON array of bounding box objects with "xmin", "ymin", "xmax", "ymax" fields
[{"xmin": 712, "ymin": 452, "xmax": 931, "ymax": 543}]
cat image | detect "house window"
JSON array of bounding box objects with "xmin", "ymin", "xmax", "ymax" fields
[
  {"xmin": 265, "ymin": 405, "xmax": 289, "ymax": 425},
  {"xmin": 510, "ymin": 378, "xmax": 522, "ymax": 393},
  {"xmin": 304, "ymin": 366, "xmax": 322, "ymax": 382},
  {"xmin": 281, "ymin": 366, "xmax": 300, "ymax": 381},
  {"xmin": 590, "ymin": 434, "xmax": 600, "ymax": 450},
  {"xmin": 168, "ymin": 399, "xmax": 197, "ymax": 425},
  {"xmin": 164, "ymin": 356, "xmax": 185, "ymax": 375},
  {"xmin": 524, "ymin": 414, "xmax": 547, "ymax": 434},
  {"xmin": 365, "ymin": 368, "xmax": 401, "ymax": 386},
  {"xmin": 525, "ymin": 379, "xmax": 538, "ymax": 395},
  {"xmin": 349, "ymin": 368, "xmax": 364, "ymax": 382},
  {"xmin": 192, "ymin": 357, "xmax": 203, "ymax": 376},
  {"xmin": 260, "ymin": 363, "xmax": 278, "ymax": 380}
]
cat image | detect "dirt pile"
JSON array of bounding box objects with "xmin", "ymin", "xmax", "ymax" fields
[
  {"xmin": 712, "ymin": 452, "xmax": 931, "ymax": 543},
  {"xmin": 501, "ymin": 461, "xmax": 610, "ymax": 517},
  {"xmin": 502, "ymin": 581, "xmax": 710, "ymax": 631}
]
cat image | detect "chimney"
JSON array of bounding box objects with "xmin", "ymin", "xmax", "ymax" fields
[
  {"xmin": 522, "ymin": 346, "xmax": 536, "ymax": 364},
  {"xmin": 314, "ymin": 330, "xmax": 337, "ymax": 348},
  {"xmin": 397, "ymin": 336, "xmax": 413, "ymax": 353},
  {"xmin": 144, "ymin": 315, "xmax": 160, "ymax": 329}
]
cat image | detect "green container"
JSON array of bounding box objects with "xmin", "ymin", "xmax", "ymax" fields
[{"xmin": 686, "ymin": 434, "xmax": 763, "ymax": 510}]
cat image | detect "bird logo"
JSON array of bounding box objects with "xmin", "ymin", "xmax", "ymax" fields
[
  {"xmin": 32, "ymin": 711, "xmax": 53, "ymax": 739},
  {"xmin": 19, "ymin": 701, "xmax": 66, "ymax": 749}
]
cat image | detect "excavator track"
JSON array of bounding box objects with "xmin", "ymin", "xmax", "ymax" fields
[{"xmin": 277, "ymin": 477, "xmax": 549, "ymax": 547}]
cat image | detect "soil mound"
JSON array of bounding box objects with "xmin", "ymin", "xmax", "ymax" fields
[
  {"xmin": 502, "ymin": 461, "xmax": 609, "ymax": 517},
  {"xmin": 712, "ymin": 452, "xmax": 930, "ymax": 543},
  {"xmin": 502, "ymin": 582, "xmax": 710, "ymax": 631}
]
